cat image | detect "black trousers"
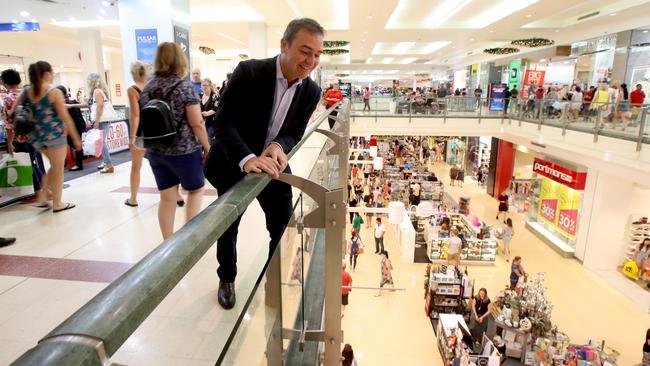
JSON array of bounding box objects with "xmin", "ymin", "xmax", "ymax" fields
[
  {"xmin": 213, "ymin": 177, "xmax": 293, "ymax": 283},
  {"xmin": 67, "ymin": 135, "xmax": 84, "ymax": 168},
  {"xmin": 328, "ymin": 109, "xmax": 338, "ymax": 129},
  {"xmin": 349, "ymin": 253, "xmax": 358, "ymax": 269}
]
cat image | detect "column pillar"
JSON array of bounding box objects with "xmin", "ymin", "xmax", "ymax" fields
[
  {"xmin": 248, "ymin": 22, "xmax": 268, "ymax": 59},
  {"xmin": 78, "ymin": 29, "xmax": 105, "ymax": 83},
  {"xmin": 117, "ymin": 0, "xmax": 191, "ymax": 86}
]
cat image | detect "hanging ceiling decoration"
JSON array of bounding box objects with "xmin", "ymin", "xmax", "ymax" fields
[
  {"xmin": 483, "ymin": 47, "xmax": 520, "ymax": 55},
  {"xmin": 323, "ymin": 40, "xmax": 350, "ymax": 48},
  {"xmin": 322, "ymin": 48, "xmax": 350, "ymax": 55},
  {"xmin": 198, "ymin": 46, "xmax": 215, "ymax": 55},
  {"xmin": 511, "ymin": 38, "xmax": 555, "ymax": 48},
  {"xmin": 238, "ymin": 54, "xmax": 249, "ymax": 60}
]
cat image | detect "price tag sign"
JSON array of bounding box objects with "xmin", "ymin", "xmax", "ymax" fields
[
  {"xmin": 557, "ymin": 209, "xmax": 578, "ymax": 236},
  {"xmin": 540, "ymin": 199, "xmax": 557, "ymax": 223}
]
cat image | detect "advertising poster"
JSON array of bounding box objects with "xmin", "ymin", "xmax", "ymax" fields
[
  {"xmin": 134, "ymin": 28, "xmax": 158, "ymax": 64},
  {"xmin": 537, "ymin": 178, "xmax": 581, "ymax": 238},
  {"xmin": 521, "ymin": 69, "xmax": 546, "ymax": 100},
  {"xmin": 489, "ymin": 84, "xmax": 506, "ymax": 111}
]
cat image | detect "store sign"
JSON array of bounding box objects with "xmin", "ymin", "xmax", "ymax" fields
[
  {"xmin": 105, "ymin": 121, "xmax": 129, "ymax": 154},
  {"xmin": 523, "ymin": 70, "xmax": 546, "ymax": 86},
  {"xmin": 532, "ymin": 158, "xmax": 586, "ymax": 190}
]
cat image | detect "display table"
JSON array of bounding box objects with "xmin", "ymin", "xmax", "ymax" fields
[
  {"xmin": 494, "ymin": 320, "xmax": 530, "ymax": 363},
  {"xmin": 396, "ymin": 212, "xmax": 415, "ymax": 263}
]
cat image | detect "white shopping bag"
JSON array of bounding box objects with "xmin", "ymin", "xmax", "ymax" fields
[
  {"xmin": 82, "ymin": 129, "xmax": 103, "ymax": 157},
  {"xmin": 0, "ymin": 152, "xmax": 34, "ymax": 198}
]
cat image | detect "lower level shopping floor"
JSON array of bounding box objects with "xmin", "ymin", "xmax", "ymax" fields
[{"xmin": 0, "ymin": 151, "xmax": 648, "ymax": 365}]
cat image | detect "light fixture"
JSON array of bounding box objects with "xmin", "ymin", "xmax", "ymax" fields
[
  {"xmin": 367, "ymin": 15, "xmax": 373, "ymax": 19},
  {"xmin": 563, "ymin": 61, "xmax": 569, "ymax": 64},
  {"xmin": 489, "ymin": 30, "xmax": 494, "ymax": 33},
  {"xmin": 364, "ymin": 31, "xmax": 368, "ymax": 34},
  {"xmin": 51, "ymin": 18, "xmax": 56, "ymax": 22},
  {"xmin": 102, "ymin": 1, "xmax": 110, "ymax": 6},
  {"xmin": 554, "ymin": 29, "xmax": 559, "ymax": 32},
  {"xmin": 427, "ymin": 0, "xmax": 472, "ymax": 28},
  {"xmin": 526, "ymin": 14, "xmax": 532, "ymax": 18},
  {"xmin": 69, "ymin": 17, "xmax": 75, "ymax": 21},
  {"xmin": 470, "ymin": 38, "xmax": 475, "ymax": 41},
  {"xmin": 539, "ymin": 58, "xmax": 546, "ymax": 62},
  {"xmin": 610, "ymin": 13, "xmax": 616, "ymax": 16},
  {"xmin": 20, "ymin": 11, "xmax": 30, "ymax": 17},
  {"xmin": 100, "ymin": 9, "xmax": 106, "ymax": 14},
  {"xmin": 644, "ymin": 30, "xmax": 649, "ymax": 33}
]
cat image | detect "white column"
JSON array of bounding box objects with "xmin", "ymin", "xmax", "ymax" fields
[
  {"xmin": 117, "ymin": 0, "xmax": 191, "ymax": 86},
  {"xmin": 78, "ymin": 29, "xmax": 105, "ymax": 82},
  {"xmin": 248, "ymin": 22, "xmax": 268, "ymax": 59}
]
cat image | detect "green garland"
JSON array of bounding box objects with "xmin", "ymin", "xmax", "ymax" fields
[
  {"xmin": 511, "ymin": 38, "xmax": 555, "ymax": 48},
  {"xmin": 483, "ymin": 47, "xmax": 519, "ymax": 55},
  {"xmin": 322, "ymin": 48, "xmax": 349, "ymax": 55},
  {"xmin": 324, "ymin": 40, "xmax": 349, "ymax": 48}
]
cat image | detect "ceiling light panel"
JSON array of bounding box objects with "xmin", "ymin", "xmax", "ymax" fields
[
  {"xmin": 521, "ymin": 0, "xmax": 647, "ymax": 28},
  {"xmin": 371, "ymin": 42, "xmax": 450, "ymax": 55},
  {"xmin": 291, "ymin": 0, "xmax": 349, "ymax": 30},
  {"xmin": 463, "ymin": 0, "xmax": 538, "ymax": 28},
  {"xmin": 190, "ymin": 4, "xmax": 264, "ymax": 22}
]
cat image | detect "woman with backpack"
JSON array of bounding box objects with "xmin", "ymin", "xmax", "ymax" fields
[
  {"xmin": 15, "ymin": 61, "xmax": 81, "ymax": 212},
  {"xmin": 139, "ymin": 42, "xmax": 210, "ymax": 239}
]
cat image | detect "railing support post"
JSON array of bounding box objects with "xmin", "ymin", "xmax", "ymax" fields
[
  {"xmin": 637, "ymin": 107, "xmax": 648, "ymax": 152},
  {"xmin": 594, "ymin": 109, "xmax": 601, "ymax": 143},
  {"xmin": 561, "ymin": 103, "xmax": 569, "ymax": 136}
]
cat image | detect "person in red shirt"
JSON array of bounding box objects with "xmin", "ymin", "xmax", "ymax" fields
[
  {"xmin": 324, "ymin": 83, "xmax": 343, "ymax": 129},
  {"xmin": 630, "ymin": 83, "xmax": 646, "ymax": 125},
  {"xmin": 341, "ymin": 262, "xmax": 353, "ymax": 317},
  {"xmin": 581, "ymin": 86, "xmax": 595, "ymax": 120}
]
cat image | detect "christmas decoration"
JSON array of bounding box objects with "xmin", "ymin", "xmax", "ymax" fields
[
  {"xmin": 322, "ymin": 48, "xmax": 350, "ymax": 55},
  {"xmin": 483, "ymin": 47, "xmax": 520, "ymax": 55},
  {"xmin": 323, "ymin": 40, "xmax": 349, "ymax": 48},
  {"xmin": 511, "ymin": 38, "xmax": 555, "ymax": 48},
  {"xmin": 198, "ymin": 46, "xmax": 215, "ymax": 55}
]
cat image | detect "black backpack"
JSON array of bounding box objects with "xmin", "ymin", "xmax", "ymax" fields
[{"xmin": 140, "ymin": 80, "xmax": 184, "ymax": 148}]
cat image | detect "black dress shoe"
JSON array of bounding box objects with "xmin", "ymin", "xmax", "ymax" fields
[
  {"xmin": 0, "ymin": 237, "xmax": 16, "ymax": 248},
  {"xmin": 218, "ymin": 281, "xmax": 236, "ymax": 309}
]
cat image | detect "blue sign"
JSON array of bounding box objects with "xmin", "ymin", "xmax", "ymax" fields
[
  {"xmin": 489, "ymin": 85, "xmax": 507, "ymax": 111},
  {"xmin": 0, "ymin": 22, "xmax": 40, "ymax": 32},
  {"xmin": 135, "ymin": 28, "xmax": 158, "ymax": 64}
]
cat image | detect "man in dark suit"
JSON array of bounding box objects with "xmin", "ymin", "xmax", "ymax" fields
[{"xmin": 204, "ymin": 18, "xmax": 324, "ymax": 309}]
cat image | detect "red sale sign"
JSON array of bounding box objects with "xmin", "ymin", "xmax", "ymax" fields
[
  {"xmin": 540, "ymin": 199, "xmax": 557, "ymax": 223},
  {"xmin": 524, "ymin": 70, "xmax": 546, "ymax": 86},
  {"xmin": 558, "ymin": 209, "xmax": 578, "ymax": 236}
]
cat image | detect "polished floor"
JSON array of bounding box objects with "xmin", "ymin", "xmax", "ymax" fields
[{"xmin": 0, "ymin": 143, "xmax": 648, "ymax": 365}]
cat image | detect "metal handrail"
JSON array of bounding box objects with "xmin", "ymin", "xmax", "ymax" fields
[{"xmin": 11, "ymin": 101, "xmax": 346, "ymax": 366}]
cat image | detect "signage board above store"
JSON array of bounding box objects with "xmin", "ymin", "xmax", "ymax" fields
[
  {"xmin": 533, "ymin": 158, "xmax": 586, "ymax": 190},
  {"xmin": 523, "ymin": 70, "xmax": 546, "ymax": 86}
]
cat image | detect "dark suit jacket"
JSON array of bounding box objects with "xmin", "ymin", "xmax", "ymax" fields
[{"xmin": 205, "ymin": 56, "xmax": 321, "ymax": 189}]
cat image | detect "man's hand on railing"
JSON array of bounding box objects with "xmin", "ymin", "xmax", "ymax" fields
[
  {"xmin": 243, "ymin": 155, "xmax": 281, "ymax": 178},
  {"xmin": 262, "ymin": 143, "xmax": 288, "ymax": 173}
]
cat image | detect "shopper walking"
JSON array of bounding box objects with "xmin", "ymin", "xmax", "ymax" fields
[
  {"xmin": 190, "ymin": 68, "xmax": 202, "ymax": 96},
  {"xmin": 342, "ymin": 344, "xmax": 358, "ymax": 366},
  {"xmin": 139, "ymin": 42, "xmax": 211, "ymax": 239},
  {"xmin": 87, "ymin": 73, "xmax": 115, "ymax": 174},
  {"xmin": 1, "ymin": 69, "xmax": 47, "ymax": 199},
  {"xmin": 341, "ymin": 262, "xmax": 352, "ymax": 318},
  {"xmin": 496, "ymin": 190, "xmax": 509, "ymax": 221},
  {"xmin": 375, "ymin": 250, "xmax": 394, "ymax": 296},
  {"xmin": 200, "ymin": 78, "xmax": 218, "ymax": 139},
  {"xmin": 470, "ymin": 288, "xmax": 492, "ymax": 341},
  {"xmin": 348, "ymin": 230, "xmax": 362, "ymax": 271},
  {"xmin": 203, "ymin": 18, "xmax": 323, "ymax": 310},
  {"xmin": 352, "ymin": 212, "xmax": 364, "ymax": 233},
  {"xmin": 641, "ymin": 328, "xmax": 650, "ymax": 366},
  {"xmin": 510, "ymin": 256, "xmax": 528, "ymax": 291},
  {"xmin": 323, "ymin": 83, "xmax": 343, "ymax": 129},
  {"xmin": 446, "ymin": 228, "xmax": 462, "ymax": 267},
  {"xmin": 59, "ymin": 85, "xmax": 87, "ymax": 171},
  {"xmin": 18, "ymin": 61, "xmax": 82, "ymax": 212},
  {"xmin": 636, "ymin": 238, "xmax": 650, "ymax": 280},
  {"xmin": 501, "ymin": 218, "xmax": 514, "ymax": 262},
  {"xmin": 591, "ymin": 84, "xmax": 610, "ymax": 126},
  {"xmin": 630, "ymin": 84, "xmax": 646, "ymax": 125},
  {"xmin": 362, "ymin": 86, "xmax": 371, "ymax": 112},
  {"xmin": 616, "ymin": 83, "xmax": 631, "ymax": 130},
  {"xmin": 374, "ymin": 217, "xmax": 385, "ymax": 254},
  {"xmin": 125, "ymin": 61, "xmax": 148, "ymax": 207},
  {"xmin": 569, "ymin": 86, "xmax": 583, "ymax": 121}
]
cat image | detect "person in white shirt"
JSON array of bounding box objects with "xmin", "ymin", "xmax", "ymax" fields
[
  {"xmin": 569, "ymin": 86, "xmax": 583, "ymax": 121},
  {"xmin": 374, "ymin": 217, "xmax": 385, "ymax": 253},
  {"xmin": 447, "ymin": 228, "xmax": 462, "ymax": 266}
]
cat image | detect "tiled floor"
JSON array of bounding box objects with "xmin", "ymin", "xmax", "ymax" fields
[{"xmin": 1, "ymin": 134, "xmax": 648, "ymax": 365}]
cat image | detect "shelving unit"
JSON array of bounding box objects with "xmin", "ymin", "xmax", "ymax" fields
[
  {"xmin": 622, "ymin": 215, "xmax": 650, "ymax": 264},
  {"xmin": 429, "ymin": 239, "xmax": 497, "ymax": 264}
]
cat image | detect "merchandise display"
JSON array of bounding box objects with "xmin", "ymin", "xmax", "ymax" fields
[
  {"xmin": 620, "ymin": 215, "xmax": 650, "ymax": 283},
  {"xmin": 509, "ymin": 179, "xmax": 536, "ymax": 214},
  {"xmin": 428, "ymin": 213, "xmax": 497, "ymax": 265}
]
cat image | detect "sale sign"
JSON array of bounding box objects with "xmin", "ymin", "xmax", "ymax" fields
[
  {"xmin": 557, "ymin": 209, "xmax": 578, "ymax": 236},
  {"xmin": 537, "ymin": 177, "xmax": 582, "ymax": 238},
  {"xmin": 540, "ymin": 199, "xmax": 558, "ymax": 223},
  {"xmin": 523, "ymin": 70, "xmax": 546, "ymax": 86}
]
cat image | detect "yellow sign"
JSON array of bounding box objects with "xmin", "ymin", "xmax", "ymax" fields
[{"xmin": 537, "ymin": 178, "xmax": 581, "ymax": 238}]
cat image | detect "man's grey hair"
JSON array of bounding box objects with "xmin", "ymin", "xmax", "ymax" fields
[{"xmin": 283, "ymin": 18, "xmax": 325, "ymax": 45}]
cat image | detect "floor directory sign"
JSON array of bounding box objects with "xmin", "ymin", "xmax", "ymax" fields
[
  {"xmin": 173, "ymin": 25, "xmax": 191, "ymax": 65},
  {"xmin": 135, "ymin": 28, "xmax": 158, "ymax": 64}
]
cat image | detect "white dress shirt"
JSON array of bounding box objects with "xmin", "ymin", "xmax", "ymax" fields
[{"xmin": 239, "ymin": 56, "xmax": 303, "ymax": 171}]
